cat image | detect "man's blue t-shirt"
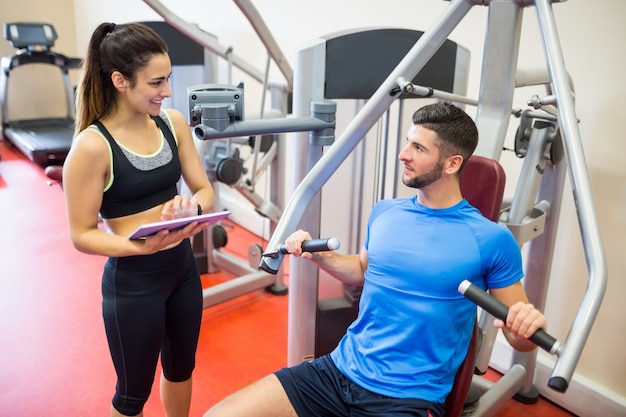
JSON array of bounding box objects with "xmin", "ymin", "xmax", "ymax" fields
[{"xmin": 330, "ymin": 196, "xmax": 523, "ymax": 404}]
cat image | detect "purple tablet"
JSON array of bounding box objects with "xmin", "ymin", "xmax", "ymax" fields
[{"xmin": 128, "ymin": 210, "xmax": 231, "ymax": 239}]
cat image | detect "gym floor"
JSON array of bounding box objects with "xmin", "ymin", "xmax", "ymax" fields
[{"xmin": 0, "ymin": 140, "xmax": 576, "ymax": 416}]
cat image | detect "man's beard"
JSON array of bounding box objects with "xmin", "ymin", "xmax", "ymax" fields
[{"xmin": 402, "ymin": 158, "xmax": 445, "ymax": 189}]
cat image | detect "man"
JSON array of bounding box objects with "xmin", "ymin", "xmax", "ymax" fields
[{"xmin": 204, "ymin": 102, "xmax": 546, "ymax": 417}]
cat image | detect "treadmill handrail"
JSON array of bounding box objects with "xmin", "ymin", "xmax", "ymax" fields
[
  {"xmin": 1, "ymin": 50, "xmax": 81, "ymax": 124},
  {"xmin": 3, "ymin": 50, "xmax": 82, "ymax": 72}
]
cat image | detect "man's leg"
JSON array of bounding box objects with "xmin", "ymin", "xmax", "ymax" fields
[{"xmin": 203, "ymin": 374, "xmax": 297, "ymax": 417}]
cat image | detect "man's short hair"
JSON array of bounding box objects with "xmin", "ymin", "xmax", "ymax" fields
[{"xmin": 412, "ymin": 102, "xmax": 479, "ymax": 166}]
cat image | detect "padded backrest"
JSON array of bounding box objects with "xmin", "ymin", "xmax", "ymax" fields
[
  {"xmin": 460, "ymin": 155, "xmax": 506, "ymax": 222},
  {"xmin": 444, "ymin": 322, "xmax": 478, "ymax": 417},
  {"xmin": 444, "ymin": 155, "xmax": 506, "ymax": 417}
]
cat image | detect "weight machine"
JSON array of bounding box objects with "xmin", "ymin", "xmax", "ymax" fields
[
  {"xmin": 143, "ymin": 0, "xmax": 303, "ymax": 307},
  {"xmin": 144, "ymin": 0, "xmax": 606, "ymax": 414},
  {"xmin": 188, "ymin": 82, "xmax": 337, "ymax": 306},
  {"xmin": 254, "ymin": 0, "xmax": 606, "ymax": 416}
]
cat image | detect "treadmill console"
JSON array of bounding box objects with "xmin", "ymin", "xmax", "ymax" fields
[{"xmin": 3, "ymin": 22, "xmax": 57, "ymax": 50}]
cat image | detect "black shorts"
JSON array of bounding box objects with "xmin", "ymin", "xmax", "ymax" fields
[{"xmin": 275, "ymin": 355, "xmax": 444, "ymax": 417}]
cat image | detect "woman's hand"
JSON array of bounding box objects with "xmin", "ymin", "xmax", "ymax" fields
[
  {"xmin": 140, "ymin": 220, "xmax": 210, "ymax": 254},
  {"xmin": 161, "ymin": 195, "xmax": 198, "ymax": 220}
]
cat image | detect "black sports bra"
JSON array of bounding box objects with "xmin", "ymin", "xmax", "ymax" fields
[{"xmin": 97, "ymin": 115, "xmax": 182, "ymax": 219}]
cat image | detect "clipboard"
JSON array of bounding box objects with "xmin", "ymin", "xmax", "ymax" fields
[{"xmin": 128, "ymin": 210, "xmax": 231, "ymax": 239}]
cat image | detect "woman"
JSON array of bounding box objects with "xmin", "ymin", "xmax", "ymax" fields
[{"xmin": 63, "ymin": 22, "xmax": 214, "ymax": 417}]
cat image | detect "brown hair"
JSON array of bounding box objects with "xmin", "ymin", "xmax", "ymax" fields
[
  {"xmin": 412, "ymin": 102, "xmax": 479, "ymax": 174},
  {"xmin": 74, "ymin": 22, "xmax": 168, "ymax": 135}
]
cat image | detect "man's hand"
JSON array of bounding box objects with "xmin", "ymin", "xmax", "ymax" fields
[
  {"xmin": 284, "ymin": 229, "xmax": 314, "ymax": 258},
  {"xmin": 494, "ymin": 301, "xmax": 547, "ymax": 351}
]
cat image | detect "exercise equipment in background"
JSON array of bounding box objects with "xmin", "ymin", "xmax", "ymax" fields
[
  {"xmin": 0, "ymin": 22, "xmax": 82, "ymax": 166},
  {"xmin": 144, "ymin": 0, "xmax": 297, "ymax": 308},
  {"xmin": 257, "ymin": 0, "xmax": 605, "ymax": 416}
]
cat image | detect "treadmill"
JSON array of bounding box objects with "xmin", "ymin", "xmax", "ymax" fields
[{"xmin": 0, "ymin": 22, "xmax": 82, "ymax": 166}]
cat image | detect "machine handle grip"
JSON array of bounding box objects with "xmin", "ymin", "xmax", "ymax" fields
[
  {"xmin": 278, "ymin": 237, "xmax": 341, "ymax": 254},
  {"xmin": 458, "ymin": 280, "xmax": 561, "ymax": 355},
  {"xmin": 260, "ymin": 237, "xmax": 341, "ymax": 274},
  {"xmin": 262, "ymin": 237, "xmax": 341, "ymax": 259}
]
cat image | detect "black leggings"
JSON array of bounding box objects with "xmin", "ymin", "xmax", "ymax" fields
[{"xmin": 102, "ymin": 239, "xmax": 202, "ymax": 416}]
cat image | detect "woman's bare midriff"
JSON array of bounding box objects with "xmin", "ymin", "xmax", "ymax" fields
[{"xmin": 104, "ymin": 204, "xmax": 183, "ymax": 250}]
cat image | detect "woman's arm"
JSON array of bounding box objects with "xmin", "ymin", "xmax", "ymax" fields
[
  {"xmin": 167, "ymin": 109, "xmax": 214, "ymax": 215},
  {"xmin": 63, "ymin": 130, "xmax": 143, "ymax": 256},
  {"xmin": 63, "ymin": 128, "xmax": 209, "ymax": 257}
]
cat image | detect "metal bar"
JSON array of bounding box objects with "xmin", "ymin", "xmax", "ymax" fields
[
  {"xmin": 260, "ymin": 0, "xmax": 474, "ymax": 264},
  {"xmin": 473, "ymin": 1, "xmax": 523, "ymax": 159},
  {"xmin": 534, "ymin": 0, "xmax": 607, "ymax": 391},
  {"xmin": 232, "ymin": 0, "xmax": 294, "ymax": 90},
  {"xmin": 194, "ymin": 115, "xmax": 335, "ymax": 140},
  {"xmin": 403, "ymin": 83, "xmax": 521, "ymax": 116},
  {"xmin": 470, "ymin": 365, "xmax": 526, "ymax": 417},
  {"xmin": 507, "ymin": 126, "xmax": 551, "ymax": 224},
  {"xmin": 142, "ymin": 0, "xmax": 266, "ymax": 84}
]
